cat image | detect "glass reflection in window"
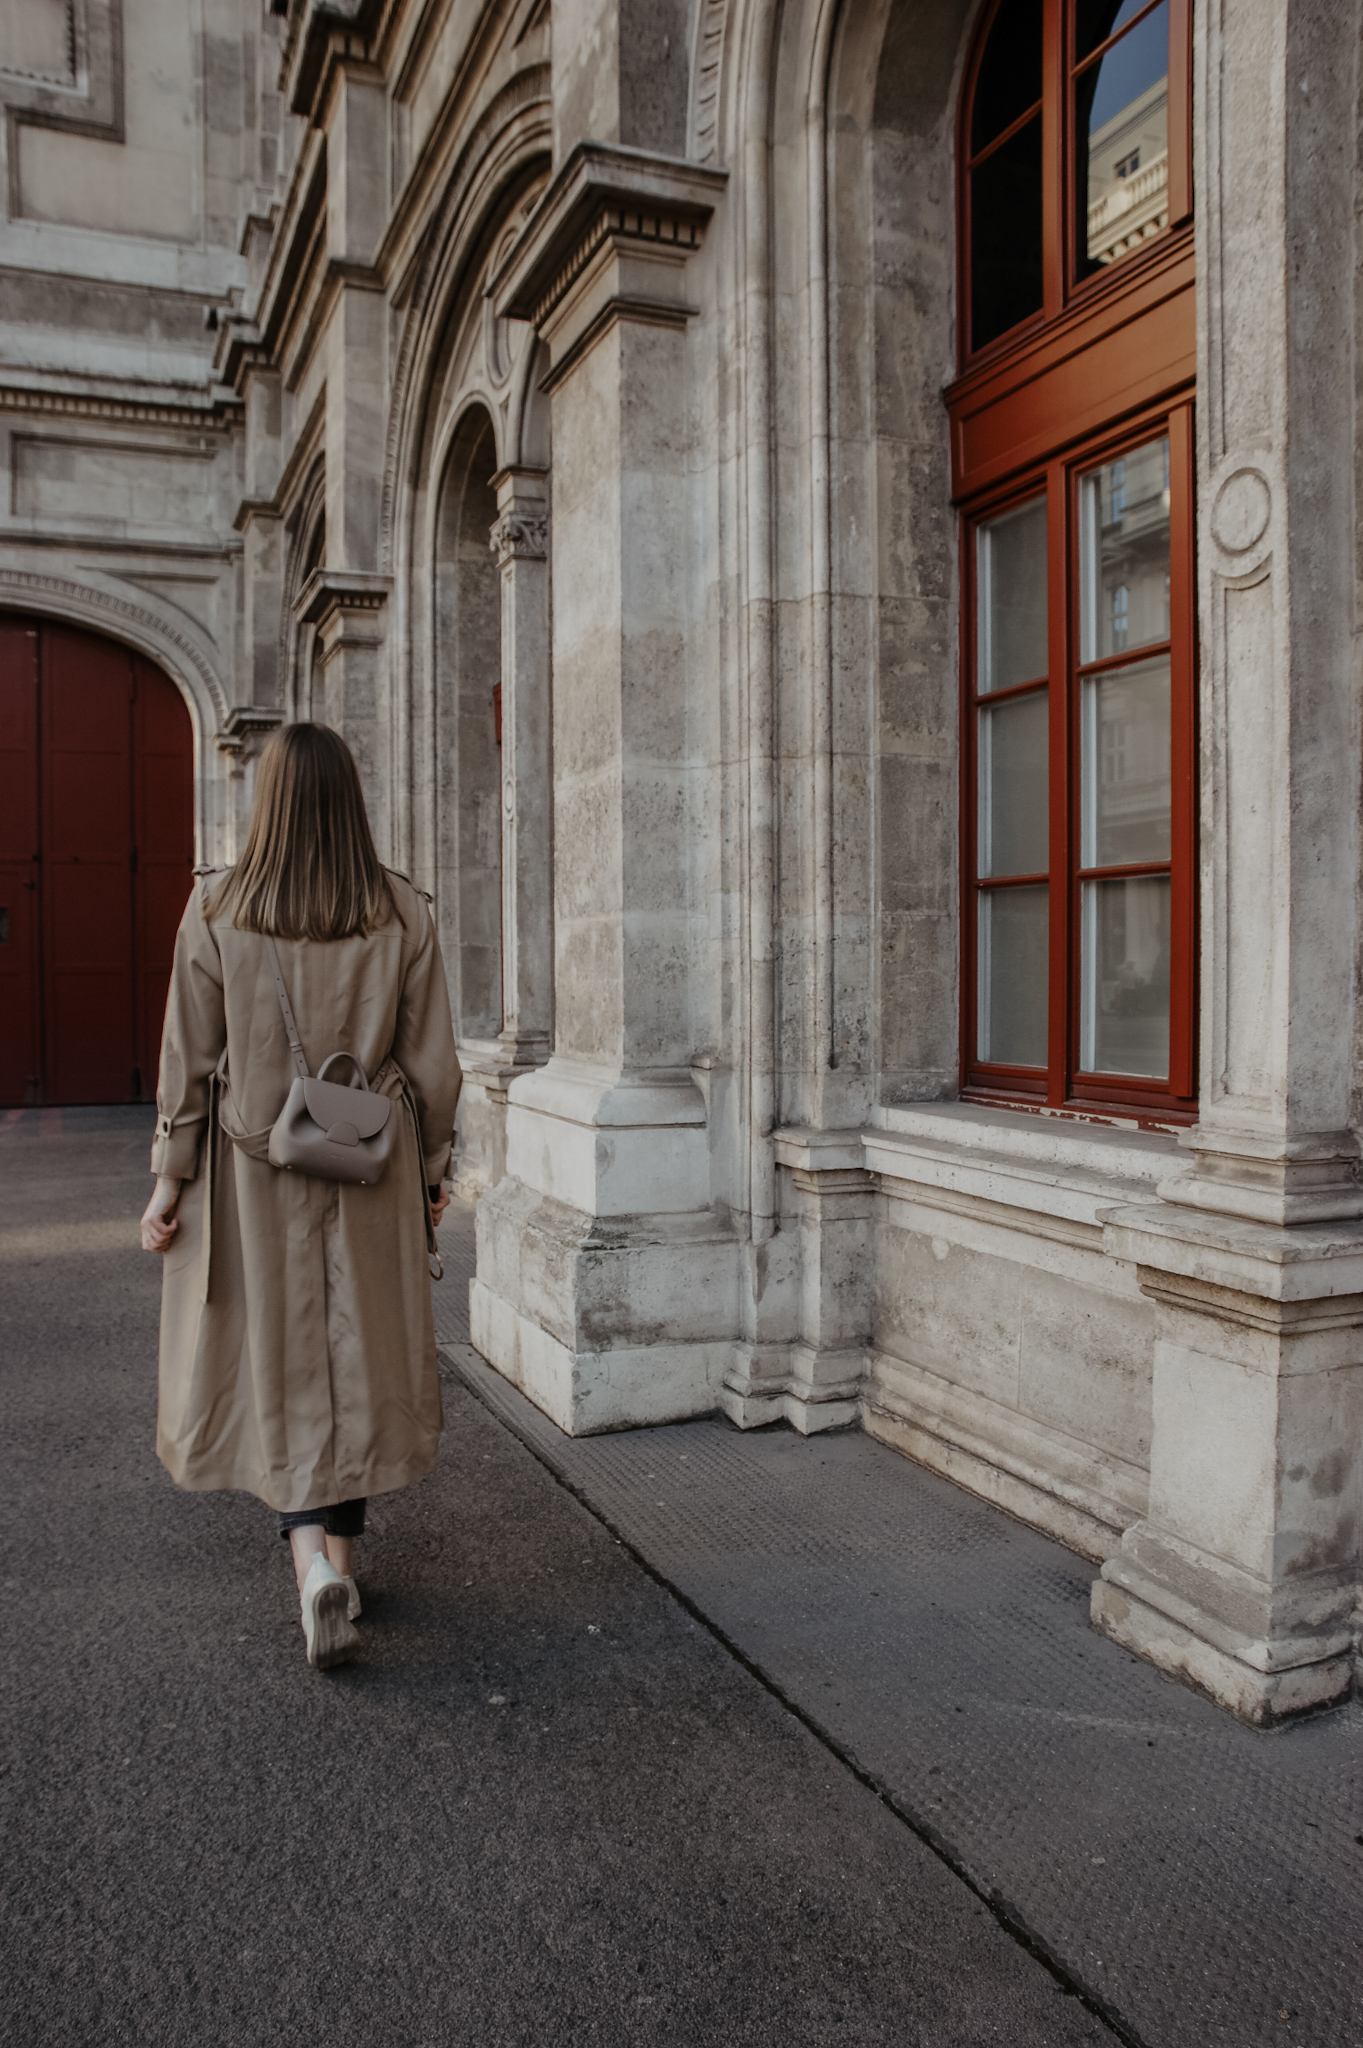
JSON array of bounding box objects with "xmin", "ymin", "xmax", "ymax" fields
[
  {"xmin": 1075, "ymin": 0, "xmax": 1169, "ymax": 280},
  {"xmin": 1080, "ymin": 875, "xmax": 1170, "ymax": 1076},
  {"xmin": 1079, "ymin": 437, "xmax": 1170, "ymax": 663},
  {"xmin": 977, "ymin": 494, "xmax": 1048, "ymax": 691},
  {"xmin": 980, "ymin": 689, "xmax": 1049, "ymax": 877},
  {"xmin": 979, "ymin": 886, "xmax": 1049, "ymax": 1066},
  {"xmin": 969, "ymin": 0, "xmax": 1045, "ymax": 351},
  {"xmin": 1080, "ymin": 656, "xmax": 1171, "ymax": 867}
]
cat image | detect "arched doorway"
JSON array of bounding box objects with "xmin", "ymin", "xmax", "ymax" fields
[
  {"xmin": 0, "ymin": 616, "xmax": 195, "ymax": 1106},
  {"xmin": 434, "ymin": 406, "xmax": 503, "ymax": 1043}
]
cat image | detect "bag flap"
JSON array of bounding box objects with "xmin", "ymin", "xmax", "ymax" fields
[{"xmin": 302, "ymin": 1076, "xmax": 392, "ymax": 1139}]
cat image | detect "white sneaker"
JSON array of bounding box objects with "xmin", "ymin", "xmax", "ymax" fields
[
  {"xmin": 301, "ymin": 1555, "xmax": 359, "ymax": 1670},
  {"xmin": 341, "ymin": 1574, "xmax": 361, "ymax": 1621}
]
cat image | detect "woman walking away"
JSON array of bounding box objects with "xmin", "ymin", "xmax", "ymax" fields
[{"xmin": 139, "ymin": 723, "xmax": 461, "ymax": 1670}]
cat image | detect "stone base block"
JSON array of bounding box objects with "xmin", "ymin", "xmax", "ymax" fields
[
  {"xmin": 1091, "ymin": 1574, "xmax": 1354, "ymax": 1725},
  {"xmin": 720, "ymin": 1386, "xmax": 860, "ymax": 1434},
  {"xmin": 863, "ymin": 1398, "xmax": 1123, "ymax": 1562},
  {"xmin": 470, "ymin": 1173, "xmax": 740, "ymax": 1435},
  {"xmin": 452, "ymin": 1077, "xmax": 507, "ymax": 1201},
  {"xmin": 862, "ymin": 1351, "xmax": 1144, "ymax": 1562},
  {"xmin": 470, "ymin": 1277, "xmax": 728, "ymax": 1433}
]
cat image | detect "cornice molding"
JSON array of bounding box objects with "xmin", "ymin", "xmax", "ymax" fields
[
  {"xmin": 296, "ymin": 566, "xmax": 391, "ymax": 625},
  {"xmin": 281, "ymin": 0, "xmax": 385, "ymax": 123},
  {"xmin": 214, "ymin": 704, "xmax": 285, "ymax": 756},
  {"xmin": 0, "ymin": 384, "xmax": 240, "ymax": 431},
  {"xmin": 492, "ymin": 143, "xmax": 728, "ymax": 331}
]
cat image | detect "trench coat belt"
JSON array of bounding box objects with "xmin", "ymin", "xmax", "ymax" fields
[{"xmin": 201, "ymin": 1053, "xmax": 439, "ymax": 1303}]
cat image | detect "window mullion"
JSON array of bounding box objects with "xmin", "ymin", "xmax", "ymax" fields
[
  {"xmin": 1042, "ymin": 0, "xmax": 1065, "ymax": 319},
  {"xmin": 1167, "ymin": 0, "xmax": 1193, "ymax": 225},
  {"xmin": 1166, "ymin": 402, "xmax": 1198, "ymax": 1099},
  {"xmin": 1046, "ymin": 456, "xmax": 1070, "ymax": 1103}
]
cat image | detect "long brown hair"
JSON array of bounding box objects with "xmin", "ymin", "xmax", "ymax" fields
[{"xmin": 210, "ymin": 723, "xmax": 394, "ymax": 940}]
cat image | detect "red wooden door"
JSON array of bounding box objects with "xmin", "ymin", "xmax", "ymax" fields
[
  {"xmin": 0, "ymin": 616, "xmax": 194, "ymax": 1107},
  {"xmin": 41, "ymin": 625, "xmax": 137, "ymax": 1103},
  {"xmin": 133, "ymin": 651, "xmax": 197, "ymax": 1097},
  {"xmin": 0, "ymin": 619, "xmax": 41, "ymax": 1103}
]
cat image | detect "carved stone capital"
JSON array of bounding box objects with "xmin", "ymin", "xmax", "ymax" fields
[
  {"xmin": 214, "ymin": 704, "xmax": 285, "ymax": 757},
  {"xmin": 490, "ymin": 511, "xmax": 549, "ymax": 566}
]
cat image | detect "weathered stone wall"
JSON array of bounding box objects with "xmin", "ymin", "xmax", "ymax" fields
[
  {"xmin": 8, "ymin": 0, "xmax": 1361, "ymax": 1721},
  {"xmin": 0, "ymin": 0, "xmax": 289, "ymax": 858}
]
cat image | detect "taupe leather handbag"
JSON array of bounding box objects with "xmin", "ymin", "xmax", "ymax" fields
[{"xmin": 263, "ymin": 936, "xmax": 397, "ymax": 1186}]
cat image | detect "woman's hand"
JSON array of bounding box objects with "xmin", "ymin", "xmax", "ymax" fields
[
  {"xmin": 430, "ymin": 1185, "xmax": 450, "ymax": 1229},
  {"xmin": 141, "ymin": 1175, "xmax": 182, "ymax": 1253}
]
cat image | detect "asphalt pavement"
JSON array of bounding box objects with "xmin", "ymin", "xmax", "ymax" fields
[{"xmin": 4, "ymin": 1106, "xmax": 1115, "ymax": 2048}]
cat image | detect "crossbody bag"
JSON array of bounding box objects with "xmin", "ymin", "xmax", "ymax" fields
[{"xmin": 263, "ymin": 935, "xmax": 398, "ymax": 1186}]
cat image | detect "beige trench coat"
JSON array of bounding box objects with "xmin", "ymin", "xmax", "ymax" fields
[{"xmin": 150, "ymin": 870, "xmax": 461, "ymax": 1512}]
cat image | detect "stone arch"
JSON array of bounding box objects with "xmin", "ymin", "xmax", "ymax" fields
[
  {"xmin": 381, "ymin": 70, "xmax": 551, "ymax": 582},
  {"xmin": 434, "ymin": 402, "xmax": 503, "ymax": 1045},
  {"xmin": 736, "ymin": 0, "xmax": 977, "ymax": 1117},
  {"xmin": 281, "ymin": 459, "xmax": 326, "ymax": 723},
  {"xmin": 0, "ymin": 565, "xmax": 228, "ymax": 859},
  {"xmin": 380, "ymin": 75, "xmax": 551, "ymax": 882},
  {"xmin": 0, "ymin": 608, "xmax": 198, "ymax": 1104}
]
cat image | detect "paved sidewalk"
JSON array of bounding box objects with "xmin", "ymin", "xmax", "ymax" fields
[
  {"xmin": 432, "ymin": 1203, "xmax": 1363, "ymax": 2048},
  {"xmin": 6, "ymin": 1108, "xmax": 1114, "ymax": 2048}
]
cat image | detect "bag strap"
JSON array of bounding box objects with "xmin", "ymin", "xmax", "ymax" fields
[{"xmin": 263, "ymin": 935, "xmax": 311, "ymax": 1081}]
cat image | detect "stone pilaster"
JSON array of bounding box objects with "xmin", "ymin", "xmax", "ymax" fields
[
  {"xmin": 490, "ymin": 467, "xmax": 553, "ymax": 1074},
  {"xmin": 1090, "ymin": 0, "xmax": 1363, "ymax": 1721},
  {"xmin": 723, "ymin": 1130, "xmax": 871, "ymax": 1433},
  {"xmin": 470, "ymin": 146, "xmax": 732, "ymax": 1435},
  {"xmin": 1093, "ymin": 1205, "xmax": 1363, "ymax": 1723},
  {"xmin": 1157, "ymin": 0, "xmax": 1362, "ymax": 1227},
  {"xmin": 296, "ymin": 570, "xmax": 391, "ymax": 844}
]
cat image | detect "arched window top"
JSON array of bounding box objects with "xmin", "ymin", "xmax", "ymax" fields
[{"xmin": 962, "ymin": 0, "xmax": 1189, "ymax": 361}]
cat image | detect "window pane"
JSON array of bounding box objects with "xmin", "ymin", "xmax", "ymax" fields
[
  {"xmin": 977, "ymin": 495, "xmax": 1048, "ymax": 692},
  {"xmin": 970, "ymin": 115, "xmax": 1044, "ymax": 351},
  {"xmin": 1081, "ymin": 656, "xmax": 1170, "ymax": 866},
  {"xmin": 1075, "ymin": 0, "xmax": 1154, "ymax": 63},
  {"xmin": 1079, "ymin": 438, "xmax": 1170, "ymax": 663},
  {"xmin": 1080, "ymin": 874, "xmax": 1170, "ymax": 1076},
  {"xmin": 979, "ymin": 885, "xmax": 1048, "ymax": 1066},
  {"xmin": 971, "ymin": 0, "xmax": 1043, "ymax": 154},
  {"xmin": 1076, "ymin": 1, "xmax": 1169, "ymax": 279},
  {"xmin": 980, "ymin": 689, "xmax": 1048, "ymax": 876}
]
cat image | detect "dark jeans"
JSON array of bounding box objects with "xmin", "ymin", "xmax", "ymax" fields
[{"xmin": 276, "ymin": 1499, "xmax": 366, "ymax": 1541}]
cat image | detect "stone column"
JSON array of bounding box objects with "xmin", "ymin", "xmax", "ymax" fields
[
  {"xmin": 1091, "ymin": 0, "xmax": 1363, "ymax": 1722},
  {"xmin": 490, "ymin": 468, "xmax": 553, "ymax": 1073},
  {"xmin": 470, "ymin": 147, "xmax": 732, "ymax": 1434},
  {"xmin": 452, "ymin": 474, "xmax": 554, "ymax": 1202},
  {"xmin": 296, "ymin": 571, "xmax": 391, "ymax": 841},
  {"xmin": 312, "ymin": 58, "xmax": 390, "ymax": 844}
]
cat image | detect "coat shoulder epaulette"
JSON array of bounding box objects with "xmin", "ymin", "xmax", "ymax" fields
[{"xmin": 384, "ymin": 866, "xmax": 435, "ymax": 908}]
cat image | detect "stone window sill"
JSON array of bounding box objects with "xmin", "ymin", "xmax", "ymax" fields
[
  {"xmin": 777, "ymin": 1103, "xmax": 1179, "ymax": 1235},
  {"xmin": 870, "ymin": 1102, "xmax": 1175, "ymax": 1233}
]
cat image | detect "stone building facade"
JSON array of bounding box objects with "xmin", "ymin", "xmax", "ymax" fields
[{"xmin": 4, "ymin": 0, "xmax": 1362, "ymax": 1727}]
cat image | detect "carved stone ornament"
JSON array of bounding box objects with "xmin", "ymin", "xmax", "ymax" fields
[
  {"xmin": 490, "ymin": 512, "xmax": 549, "ymax": 565},
  {"xmin": 1210, "ymin": 467, "xmax": 1272, "ymax": 555}
]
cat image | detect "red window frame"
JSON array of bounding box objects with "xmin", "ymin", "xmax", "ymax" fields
[
  {"xmin": 959, "ymin": 401, "xmax": 1197, "ymax": 1119},
  {"xmin": 949, "ymin": 0, "xmax": 1197, "ymax": 1125},
  {"xmin": 959, "ymin": 0, "xmax": 1193, "ymax": 368}
]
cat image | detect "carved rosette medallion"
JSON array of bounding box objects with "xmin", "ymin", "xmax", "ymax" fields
[{"xmin": 1210, "ymin": 467, "xmax": 1272, "ymax": 556}]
